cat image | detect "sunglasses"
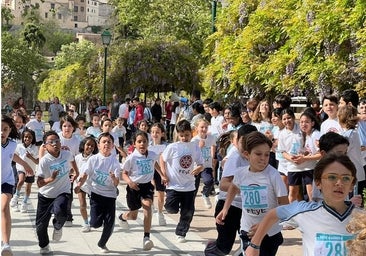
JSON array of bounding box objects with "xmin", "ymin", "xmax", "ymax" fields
[{"xmin": 321, "ymin": 174, "xmax": 354, "ymax": 185}]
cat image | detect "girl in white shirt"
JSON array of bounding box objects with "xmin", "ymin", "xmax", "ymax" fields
[
  {"xmin": 75, "ymin": 137, "xmax": 98, "ymax": 232},
  {"xmin": 11, "ymin": 129, "xmax": 39, "ymax": 213}
]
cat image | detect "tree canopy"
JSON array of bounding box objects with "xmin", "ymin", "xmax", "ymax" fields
[{"xmin": 203, "ymin": 0, "xmax": 366, "ymax": 99}]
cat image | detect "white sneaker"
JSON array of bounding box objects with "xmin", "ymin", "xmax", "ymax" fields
[
  {"xmin": 202, "ymin": 195, "xmax": 212, "ymax": 209},
  {"xmin": 157, "ymin": 212, "xmax": 166, "ymax": 226},
  {"xmin": 81, "ymin": 223, "xmax": 91, "ymax": 232},
  {"xmin": 118, "ymin": 214, "xmax": 129, "ymax": 229},
  {"xmin": 64, "ymin": 220, "xmax": 73, "ymax": 227},
  {"xmin": 52, "ymin": 228, "xmax": 62, "ymax": 241},
  {"xmin": 1, "ymin": 244, "xmax": 13, "ymax": 256},
  {"xmin": 40, "ymin": 245, "xmax": 50, "ymax": 255},
  {"xmin": 10, "ymin": 195, "xmax": 19, "ymax": 208},
  {"xmin": 20, "ymin": 202, "xmax": 28, "ymax": 213},
  {"xmin": 99, "ymin": 245, "xmax": 110, "ymax": 253},
  {"xmin": 143, "ymin": 237, "xmax": 154, "ymax": 251},
  {"xmin": 176, "ymin": 235, "xmax": 186, "ymax": 243}
]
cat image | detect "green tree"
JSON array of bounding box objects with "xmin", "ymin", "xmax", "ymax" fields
[
  {"xmin": 113, "ymin": 0, "xmax": 212, "ymax": 57},
  {"xmin": 42, "ymin": 20, "xmax": 75, "ymax": 55},
  {"xmin": 108, "ymin": 38, "xmax": 201, "ymax": 97},
  {"xmin": 38, "ymin": 40, "xmax": 99, "ymax": 102},
  {"xmin": 202, "ymin": 0, "xmax": 366, "ymax": 99},
  {"xmin": 54, "ymin": 40, "xmax": 97, "ymax": 69},
  {"xmin": 1, "ymin": 31, "xmax": 46, "ymax": 100},
  {"xmin": 23, "ymin": 23, "xmax": 46, "ymax": 50},
  {"xmin": 1, "ymin": 7, "xmax": 14, "ymax": 29}
]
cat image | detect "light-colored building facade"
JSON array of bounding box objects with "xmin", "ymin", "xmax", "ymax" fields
[{"xmin": 1, "ymin": 0, "xmax": 113, "ymax": 31}]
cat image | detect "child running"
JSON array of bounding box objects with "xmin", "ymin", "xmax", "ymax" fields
[
  {"xmin": 118, "ymin": 130, "xmax": 161, "ymax": 250},
  {"xmin": 74, "ymin": 132, "xmax": 121, "ymax": 253},
  {"xmin": 10, "ymin": 129, "xmax": 39, "ymax": 213},
  {"xmin": 74, "ymin": 136, "xmax": 98, "ymax": 232},
  {"xmin": 216, "ymin": 131, "xmax": 288, "ymax": 256},
  {"xmin": 148, "ymin": 123, "xmax": 168, "ymax": 226},
  {"xmin": 2, "ymin": 116, "xmax": 33, "ymax": 255},
  {"xmin": 245, "ymin": 154, "xmax": 361, "ymax": 256},
  {"xmin": 160, "ymin": 120, "xmax": 204, "ymax": 243},
  {"xmin": 191, "ymin": 118, "xmax": 217, "ymax": 209},
  {"xmin": 36, "ymin": 130, "xmax": 78, "ymax": 254}
]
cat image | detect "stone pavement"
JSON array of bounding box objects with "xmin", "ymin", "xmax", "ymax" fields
[{"xmin": 9, "ymin": 182, "xmax": 303, "ymax": 255}]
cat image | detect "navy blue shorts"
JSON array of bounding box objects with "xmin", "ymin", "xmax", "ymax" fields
[
  {"xmin": 126, "ymin": 182, "xmax": 154, "ymax": 211},
  {"xmin": 1, "ymin": 183, "xmax": 14, "ymax": 195},
  {"xmin": 288, "ymin": 170, "xmax": 313, "ymax": 186}
]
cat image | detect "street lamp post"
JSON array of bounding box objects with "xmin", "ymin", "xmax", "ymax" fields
[{"xmin": 101, "ymin": 30, "xmax": 112, "ymax": 106}]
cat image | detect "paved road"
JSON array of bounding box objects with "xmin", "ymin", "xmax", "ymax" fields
[{"xmin": 9, "ymin": 182, "xmax": 303, "ymax": 255}]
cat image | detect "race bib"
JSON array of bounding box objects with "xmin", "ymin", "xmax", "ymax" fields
[
  {"xmin": 314, "ymin": 233, "xmax": 353, "ymax": 256},
  {"xmin": 241, "ymin": 185, "xmax": 268, "ymax": 209}
]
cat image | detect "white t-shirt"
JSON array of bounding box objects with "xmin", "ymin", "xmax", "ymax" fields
[
  {"xmin": 320, "ymin": 118, "xmax": 342, "ymax": 135},
  {"xmin": 112, "ymin": 125, "xmax": 126, "ymax": 139},
  {"xmin": 1, "ymin": 139, "xmax": 17, "ymax": 185},
  {"xmin": 278, "ymin": 123, "xmax": 314, "ymax": 172},
  {"xmin": 58, "ymin": 132, "xmax": 80, "ymax": 158},
  {"xmin": 75, "ymin": 153, "xmax": 93, "ymax": 194},
  {"xmin": 122, "ymin": 149, "xmax": 159, "ymax": 184},
  {"xmin": 218, "ymin": 146, "xmax": 249, "ymax": 208},
  {"xmin": 86, "ymin": 126, "xmax": 101, "ymax": 138},
  {"xmin": 118, "ymin": 103, "xmax": 129, "ymax": 119},
  {"xmin": 82, "ymin": 153, "xmax": 121, "ymax": 198},
  {"xmin": 277, "ymin": 201, "xmax": 356, "ymax": 256},
  {"xmin": 51, "ymin": 121, "xmax": 61, "ymax": 133},
  {"xmin": 341, "ymin": 128, "xmax": 365, "ymax": 181},
  {"xmin": 26, "ymin": 119, "xmax": 45, "ymax": 143},
  {"xmin": 38, "ymin": 150, "xmax": 73, "ymax": 198},
  {"xmin": 161, "ymin": 141, "xmax": 203, "ymax": 191},
  {"xmin": 191, "ymin": 134, "xmax": 217, "ymax": 168},
  {"xmin": 209, "ymin": 115, "xmax": 225, "ymax": 138},
  {"xmin": 253, "ymin": 121, "xmax": 273, "ymax": 135},
  {"xmin": 15, "ymin": 143, "xmax": 38, "ymax": 173},
  {"xmin": 274, "ymin": 127, "xmax": 287, "ymax": 175},
  {"xmin": 233, "ymin": 165, "xmax": 287, "ymax": 236}
]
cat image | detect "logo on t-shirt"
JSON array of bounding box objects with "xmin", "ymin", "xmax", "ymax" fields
[{"xmin": 179, "ymin": 155, "xmax": 192, "ymax": 169}]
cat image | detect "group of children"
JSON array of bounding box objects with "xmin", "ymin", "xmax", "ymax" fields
[{"xmin": 2, "ymin": 89, "xmax": 366, "ymax": 256}]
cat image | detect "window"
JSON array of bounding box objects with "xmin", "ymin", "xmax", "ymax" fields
[
  {"xmin": 74, "ymin": 23, "xmax": 78, "ymax": 28},
  {"xmin": 58, "ymin": 13, "xmax": 61, "ymax": 19},
  {"xmin": 74, "ymin": 16, "xmax": 78, "ymax": 21},
  {"xmin": 50, "ymin": 3, "xmax": 55, "ymax": 9},
  {"xmin": 74, "ymin": 6, "xmax": 78, "ymax": 12},
  {"xmin": 80, "ymin": 7, "xmax": 84, "ymax": 12},
  {"xmin": 81, "ymin": 0, "xmax": 84, "ymax": 2},
  {"xmin": 45, "ymin": 12, "xmax": 48, "ymax": 18}
]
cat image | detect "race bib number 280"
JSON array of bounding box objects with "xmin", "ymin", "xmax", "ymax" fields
[{"xmin": 314, "ymin": 233, "xmax": 354, "ymax": 256}]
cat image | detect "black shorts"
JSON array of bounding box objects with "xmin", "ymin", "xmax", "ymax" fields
[
  {"xmin": 126, "ymin": 182, "xmax": 154, "ymax": 211},
  {"xmin": 17, "ymin": 171, "xmax": 35, "ymax": 183},
  {"xmin": 288, "ymin": 170, "xmax": 314, "ymax": 186},
  {"xmin": 153, "ymin": 170, "xmax": 166, "ymax": 192},
  {"xmin": 1, "ymin": 183, "xmax": 14, "ymax": 195}
]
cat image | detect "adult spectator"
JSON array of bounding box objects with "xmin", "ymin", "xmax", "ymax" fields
[
  {"xmin": 118, "ymin": 98, "xmax": 130, "ymax": 119},
  {"xmin": 48, "ymin": 97, "xmax": 64, "ymax": 127},
  {"xmin": 165, "ymin": 100, "xmax": 173, "ymax": 139},
  {"xmin": 110, "ymin": 94, "xmax": 120, "ymax": 121},
  {"xmin": 150, "ymin": 98, "xmax": 162, "ymax": 123}
]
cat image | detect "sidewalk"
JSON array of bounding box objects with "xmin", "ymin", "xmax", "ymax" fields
[{"xmin": 9, "ymin": 182, "xmax": 303, "ymax": 255}]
